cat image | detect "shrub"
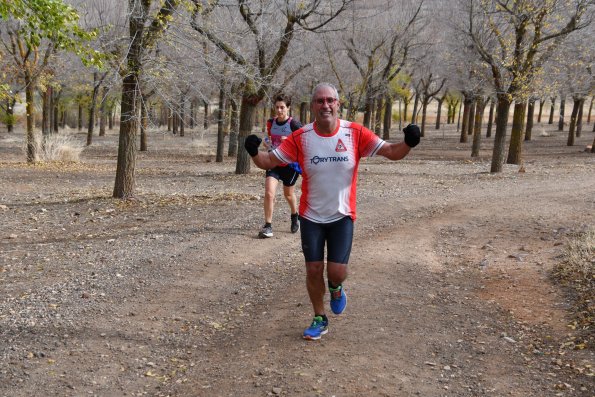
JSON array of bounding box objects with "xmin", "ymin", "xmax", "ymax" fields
[
  {"xmin": 36, "ymin": 132, "xmax": 85, "ymax": 162},
  {"xmin": 551, "ymin": 228, "xmax": 595, "ymax": 347}
]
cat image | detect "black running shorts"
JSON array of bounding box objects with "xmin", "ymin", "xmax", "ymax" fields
[
  {"xmin": 265, "ymin": 166, "xmax": 300, "ymax": 187},
  {"xmin": 299, "ymin": 216, "xmax": 354, "ymax": 264}
]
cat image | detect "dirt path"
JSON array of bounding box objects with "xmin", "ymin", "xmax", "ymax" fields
[{"xmin": 1, "ymin": 126, "xmax": 594, "ymax": 396}]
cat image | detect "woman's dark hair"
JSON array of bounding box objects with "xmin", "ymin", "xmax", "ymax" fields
[{"xmin": 274, "ymin": 93, "xmax": 291, "ymax": 107}]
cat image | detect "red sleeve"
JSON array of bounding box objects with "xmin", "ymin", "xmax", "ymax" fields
[
  {"xmin": 357, "ymin": 124, "xmax": 384, "ymax": 158},
  {"xmin": 274, "ymin": 130, "xmax": 300, "ymax": 163}
]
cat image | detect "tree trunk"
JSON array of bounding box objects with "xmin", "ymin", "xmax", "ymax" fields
[
  {"xmin": 548, "ymin": 97, "xmax": 555, "ymax": 124},
  {"xmin": 42, "ymin": 88, "xmax": 50, "ymax": 139},
  {"xmin": 435, "ymin": 98, "xmax": 443, "ymax": 129},
  {"xmin": 456, "ymin": 100, "xmax": 462, "ymax": 131},
  {"xmin": 537, "ymin": 98, "xmax": 544, "ymax": 123},
  {"xmin": 99, "ymin": 86, "xmax": 107, "ymax": 136},
  {"xmin": 460, "ymin": 96, "xmax": 472, "ymax": 143},
  {"xmin": 524, "ymin": 98, "xmax": 535, "ymax": 141},
  {"xmin": 490, "ymin": 95, "xmax": 512, "ymax": 173},
  {"xmin": 140, "ymin": 100, "xmax": 148, "ymax": 152},
  {"xmin": 576, "ymin": 98, "xmax": 584, "ymax": 138},
  {"xmin": 558, "ymin": 96, "xmax": 565, "ymax": 131},
  {"xmin": 567, "ymin": 97, "xmax": 580, "ymax": 146},
  {"xmin": 374, "ymin": 96, "xmax": 383, "ymax": 135},
  {"xmin": 411, "ymin": 94, "xmax": 419, "ymax": 124},
  {"xmin": 382, "ymin": 95, "xmax": 392, "ymax": 140},
  {"xmin": 420, "ymin": 99, "xmax": 429, "ymax": 138},
  {"xmin": 172, "ymin": 106, "xmax": 178, "ymax": 135},
  {"xmin": 190, "ymin": 99, "xmax": 195, "ymax": 129},
  {"xmin": 587, "ymin": 96, "xmax": 593, "ymax": 124},
  {"xmin": 87, "ymin": 72, "xmax": 100, "ymax": 145},
  {"xmin": 471, "ymin": 97, "xmax": 486, "ymax": 157},
  {"xmin": 113, "ymin": 71, "xmax": 139, "ymax": 198},
  {"xmin": 235, "ymin": 96, "xmax": 258, "ymax": 174},
  {"xmin": 228, "ymin": 97, "xmax": 239, "ymax": 157},
  {"xmin": 363, "ymin": 96, "xmax": 372, "ymax": 129},
  {"xmin": 203, "ymin": 101, "xmax": 209, "ymax": 131},
  {"xmin": 25, "ymin": 81, "xmax": 36, "ymax": 163},
  {"xmin": 299, "ymin": 102, "xmax": 308, "ymax": 124},
  {"xmin": 107, "ymin": 105, "xmax": 116, "ymax": 131},
  {"xmin": 507, "ymin": 101, "xmax": 526, "ymax": 165},
  {"xmin": 467, "ymin": 100, "xmax": 476, "ymax": 136},
  {"xmin": 486, "ymin": 99, "xmax": 495, "ymax": 138},
  {"xmin": 180, "ymin": 94, "xmax": 185, "ymax": 137},
  {"xmin": 52, "ymin": 90, "xmax": 60, "ymax": 133},
  {"xmin": 216, "ymin": 85, "xmax": 226, "ymax": 162}
]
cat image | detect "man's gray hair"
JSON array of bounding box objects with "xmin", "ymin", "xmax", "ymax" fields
[{"xmin": 311, "ymin": 83, "xmax": 339, "ymax": 101}]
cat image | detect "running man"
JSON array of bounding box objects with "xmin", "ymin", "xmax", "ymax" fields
[
  {"xmin": 258, "ymin": 94, "xmax": 303, "ymax": 238},
  {"xmin": 244, "ymin": 83, "xmax": 420, "ymax": 340}
]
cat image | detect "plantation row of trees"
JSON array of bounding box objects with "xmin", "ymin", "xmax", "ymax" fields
[{"xmin": 1, "ymin": 0, "xmax": 594, "ymax": 198}]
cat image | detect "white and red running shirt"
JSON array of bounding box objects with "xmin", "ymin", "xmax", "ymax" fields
[{"xmin": 272, "ymin": 119, "xmax": 385, "ymax": 223}]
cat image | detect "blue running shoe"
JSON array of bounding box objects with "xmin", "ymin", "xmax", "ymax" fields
[
  {"xmin": 329, "ymin": 285, "xmax": 347, "ymax": 314},
  {"xmin": 303, "ymin": 316, "xmax": 328, "ymax": 340}
]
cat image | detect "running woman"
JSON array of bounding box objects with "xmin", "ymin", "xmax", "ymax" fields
[
  {"xmin": 244, "ymin": 83, "xmax": 420, "ymax": 340},
  {"xmin": 258, "ymin": 94, "xmax": 303, "ymax": 238}
]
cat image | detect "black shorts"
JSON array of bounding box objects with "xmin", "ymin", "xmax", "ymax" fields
[
  {"xmin": 300, "ymin": 216, "xmax": 354, "ymax": 264},
  {"xmin": 265, "ymin": 166, "xmax": 299, "ymax": 187}
]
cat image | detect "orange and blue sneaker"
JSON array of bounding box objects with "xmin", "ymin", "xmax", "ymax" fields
[
  {"xmin": 329, "ymin": 285, "xmax": 347, "ymax": 314},
  {"xmin": 303, "ymin": 316, "xmax": 328, "ymax": 340}
]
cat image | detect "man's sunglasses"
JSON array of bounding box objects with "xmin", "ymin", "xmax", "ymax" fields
[{"xmin": 314, "ymin": 97, "xmax": 338, "ymax": 105}]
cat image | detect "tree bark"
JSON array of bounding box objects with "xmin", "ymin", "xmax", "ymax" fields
[
  {"xmin": 567, "ymin": 97, "xmax": 580, "ymax": 146},
  {"xmin": 235, "ymin": 96, "xmax": 258, "ymax": 174},
  {"xmin": 25, "ymin": 78, "xmax": 36, "ymax": 163},
  {"xmin": 382, "ymin": 95, "xmax": 392, "ymax": 140},
  {"xmin": 420, "ymin": 99, "xmax": 429, "ymax": 138},
  {"xmin": 140, "ymin": 99, "xmax": 148, "ymax": 152},
  {"xmin": 99, "ymin": 86, "xmax": 107, "ymax": 136},
  {"xmin": 576, "ymin": 98, "xmax": 584, "ymax": 138},
  {"xmin": 435, "ymin": 98, "xmax": 443, "ymax": 130},
  {"xmin": 216, "ymin": 84, "xmax": 226, "ymax": 162},
  {"xmin": 587, "ymin": 96, "xmax": 593, "ymax": 124},
  {"xmin": 180, "ymin": 94, "xmax": 185, "ymax": 137},
  {"xmin": 507, "ymin": 101, "xmax": 526, "ymax": 165},
  {"xmin": 467, "ymin": 100, "xmax": 476, "ymax": 136},
  {"xmin": 490, "ymin": 95, "xmax": 512, "ymax": 173},
  {"xmin": 471, "ymin": 97, "xmax": 486, "ymax": 157},
  {"xmin": 374, "ymin": 96, "xmax": 383, "ymax": 135},
  {"xmin": 299, "ymin": 102, "xmax": 308, "ymax": 125},
  {"xmin": 524, "ymin": 98, "xmax": 535, "ymax": 141},
  {"xmin": 203, "ymin": 100, "xmax": 209, "ymax": 131},
  {"xmin": 228, "ymin": 97, "xmax": 239, "ymax": 157},
  {"xmin": 548, "ymin": 97, "xmax": 555, "ymax": 124},
  {"xmin": 460, "ymin": 95, "xmax": 472, "ymax": 143},
  {"xmin": 486, "ymin": 99, "xmax": 495, "ymax": 138},
  {"xmin": 537, "ymin": 98, "xmax": 544, "ymax": 123},
  {"xmin": 558, "ymin": 96, "xmax": 565, "ymax": 131}
]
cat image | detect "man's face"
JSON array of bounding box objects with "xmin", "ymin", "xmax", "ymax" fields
[
  {"xmin": 312, "ymin": 87, "xmax": 339, "ymax": 124},
  {"xmin": 275, "ymin": 101, "xmax": 289, "ymax": 119}
]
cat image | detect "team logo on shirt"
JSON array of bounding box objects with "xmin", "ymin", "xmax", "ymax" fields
[{"xmin": 335, "ymin": 139, "xmax": 347, "ymax": 152}]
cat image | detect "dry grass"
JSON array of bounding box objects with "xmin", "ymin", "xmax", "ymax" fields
[
  {"xmin": 552, "ymin": 228, "xmax": 595, "ymax": 346},
  {"xmin": 34, "ymin": 132, "xmax": 85, "ymax": 162}
]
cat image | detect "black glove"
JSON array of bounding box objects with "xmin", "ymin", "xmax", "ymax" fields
[
  {"xmin": 244, "ymin": 134, "xmax": 262, "ymax": 157},
  {"xmin": 403, "ymin": 124, "xmax": 420, "ymax": 148}
]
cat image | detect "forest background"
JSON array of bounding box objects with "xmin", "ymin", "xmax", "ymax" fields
[{"xmin": 1, "ymin": 1, "xmax": 594, "ymax": 396}]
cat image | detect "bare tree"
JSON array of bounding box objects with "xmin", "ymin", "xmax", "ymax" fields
[
  {"xmin": 464, "ymin": 0, "xmax": 592, "ymax": 172},
  {"xmin": 113, "ymin": 0, "xmax": 180, "ymax": 198},
  {"xmin": 190, "ymin": 0, "xmax": 351, "ymax": 174}
]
